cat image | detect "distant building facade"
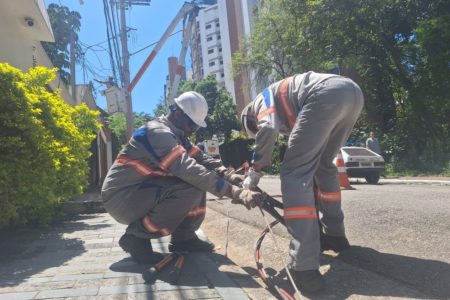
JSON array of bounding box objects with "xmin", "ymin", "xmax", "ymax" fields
[
  {"xmin": 189, "ymin": 0, "xmax": 261, "ymax": 114},
  {"xmin": 0, "ymin": 0, "xmax": 75, "ymax": 104}
]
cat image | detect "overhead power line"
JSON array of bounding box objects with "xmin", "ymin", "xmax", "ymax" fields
[{"xmin": 129, "ymin": 29, "xmax": 183, "ymax": 57}]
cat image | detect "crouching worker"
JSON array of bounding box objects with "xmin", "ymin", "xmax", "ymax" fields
[
  {"xmin": 241, "ymin": 72, "xmax": 364, "ymax": 293},
  {"xmin": 102, "ymin": 91, "xmax": 262, "ymax": 264}
]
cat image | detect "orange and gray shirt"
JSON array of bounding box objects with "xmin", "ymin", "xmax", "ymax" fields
[
  {"xmin": 102, "ymin": 116, "xmax": 232, "ymax": 201},
  {"xmin": 250, "ymin": 71, "xmax": 338, "ymax": 168}
]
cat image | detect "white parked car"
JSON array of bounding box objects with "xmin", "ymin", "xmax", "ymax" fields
[{"xmin": 339, "ymin": 146, "xmax": 385, "ymax": 184}]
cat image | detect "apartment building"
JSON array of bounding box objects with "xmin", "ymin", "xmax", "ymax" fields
[{"xmin": 190, "ymin": 0, "xmax": 260, "ymax": 113}]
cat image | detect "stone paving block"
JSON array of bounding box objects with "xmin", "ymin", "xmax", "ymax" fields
[
  {"xmin": 103, "ymin": 271, "xmax": 142, "ymax": 279},
  {"xmin": 93, "ymin": 295, "xmax": 127, "ymax": 300},
  {"xmin": 98, "ymin": 283, "xmax": 153, "ymax": 295},
  {"xmin": 98, "ymin": 283, "xmax": 208, "ymax": 296},
  {"xmin": 0, "ymin": 280, "xmax": 75, "ymax": 293},
  {"xmin": 35, "ymin": 286, "xmax": 98, "ymax": 299},
  {"xmin": 51, "ymin": 273, "xmax": 104, "ymax": 282},
  {"xmin": 0, "ymin": 291, "xmax": 37, "ymax": 300},
  {"xmin": 39, "ymin": 263, "xmax": 107, "ymax": 276},
  {"xmin": 153, "ymin": 281, "xmax": 209, "ymax": 291},
  {"xmin": 66, "ymin": 254, "xmax": 127, "ymax": 263},
  {"xmin": 0, "ymin": 213, "xmax": 265, "ymax": 300},
  {"xmin": 192, "ymin": 253, "xmax": 250, "ymax": 299},
  {"xmin": 24, "ymin": 276, "xmax": 53, "ymax": 284},
  {"xmin": 132, "ymin": 288, "xmax": 221, "ymax": 299},
  {"xmin": 82, "ymin": 242, "xmax": 115, "ymax": 249},
  {"xmin": 73, "ymin": 277, "xmax": 129, "ymax": 288},
  {"xmin": 84, "ymin": 248, "xmax": 112, "ymax": 254}
]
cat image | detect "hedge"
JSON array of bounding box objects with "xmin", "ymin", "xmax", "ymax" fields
[{"xmin": 0, "ymin": 63, "xmax": 100, "ymax": 228}]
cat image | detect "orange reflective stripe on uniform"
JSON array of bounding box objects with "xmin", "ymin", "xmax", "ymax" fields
[
  {"xmin": 284, "ymin": 206, "xmax": 317, "ymax": 220},
  {"xmin": 317, "ymin": 190, "xmax": 341, "ymax": 202},
  {"xmin": 188, "ymin": 145, "xmax": 201, "ymax": 157},
  {"xmin": 116, "ymin": 155, "xmax": 169, "ymax": 176},
  {"xmin": 186, "ymin": 205, "xmax": 206, "ymax": 217},
  {"xmin": 257, "ymin": 106, "xmax": 277, "ymax": 121},
  {"xmin": 278, "ymin": 77, "xmax": 296, "ymax": 128},
  {"xmin": 142, "ymin": 215, "xmax": 172, "ymax": 236},
  {"xmin": 159, "ymin": 145, "xmax": 186, "ymax": 171}
]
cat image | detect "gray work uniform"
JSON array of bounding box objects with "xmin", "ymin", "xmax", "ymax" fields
[
  {"xmin": 101, "ymin": 116, "xmax": 232, "ymax": 242},
  {"xmin": 366, "ymin": 138, "xmax": 381, "ymax": 154},
  {"xmin": 249, "ymin": 72, "xmax": 364, "ymax": 271}
]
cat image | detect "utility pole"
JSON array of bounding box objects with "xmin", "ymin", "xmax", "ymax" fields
[{"xmin": 119, "ymin": 0, "xmax": 134, "ymax": 139}]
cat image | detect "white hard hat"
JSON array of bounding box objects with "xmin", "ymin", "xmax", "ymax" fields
[
  {"xmin": 241, "ymin": 101, "xmax": 257, "ymax": 138},
  {"xmin": 174, "ymin": 91, "xmax": 208, "ymax": 128}
]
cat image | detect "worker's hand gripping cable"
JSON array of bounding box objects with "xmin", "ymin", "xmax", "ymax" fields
[
  {"xmin": 223, "ymin": 167, "xmax": 245, "ymax": 185},
  {"xmin": 230, "ymin": 186, "xmax": 263, "ymax": 210},
  {"xmin": 242, "ymin": 167, "xmax": 262, "ymax": 189}
]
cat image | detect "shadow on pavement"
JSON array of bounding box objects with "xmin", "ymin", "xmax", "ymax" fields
[
  {"xmin": 334, "ymin": 246, "xmax": 450, "ymax": 299},
  {"xmin": 110, "ymin": 252, "xmax": 264, "ymax": 289},
  {"xmin": 242, "ymin": 246, "xmax": 449, "ymax": 299},
  {"xmin": 0, "ymin": 214, "xmax": 110, "ymax": 287}
]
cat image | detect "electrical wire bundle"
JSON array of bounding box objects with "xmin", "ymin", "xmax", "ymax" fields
[{"xmin": 255, "ymin": 190, "xmax": 303, "ymax": 300}]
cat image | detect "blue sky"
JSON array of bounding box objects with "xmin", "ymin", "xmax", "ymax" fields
[{"xmin": 48, "ymin": 0, "xmax": 189, "ymax": 114}]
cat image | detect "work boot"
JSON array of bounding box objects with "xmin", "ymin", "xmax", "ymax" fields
[
  {"xmin": 168, "ymin": 236, "xmax": 215, "ymax": 253},
  {"xmin": 290, "ymin": 269, "xmax": 325, "ymax": 293},
  {"xmin": 320, "ymin": 233, "xmax": 350, "ymax": 252},
  {"xmin": 119, "ymin": 233, "xmax": 164, "ymax": 264}
]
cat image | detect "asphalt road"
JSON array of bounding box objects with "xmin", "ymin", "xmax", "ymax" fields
[{"xmin": 202, "ymin": 177, "xmax": 450, "ymax": 299}]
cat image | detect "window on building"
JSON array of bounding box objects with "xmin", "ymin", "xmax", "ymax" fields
[
  {"xmin": 220, "ymin": 60, "xmax": 223, "ymax": 65},
  {"xmin": 219, "ymin": 47, "xmax": 222, "ymax": 53},
  {"xmin": 217, "ymin": 34, "xmax": 221, "ymax": 40},
  {"xmin": 221, "ymin": 73, "xmax": 225, "ymax": 78},
  {"xmin": 208, "ymin": 48, "xmax": 214, "ymax": 54},
  {"xmin": 216, "ymin": 22, "xmax": 220, "ymax": 27},
  {"xmin": 207, "ymin": 36, "xmax": 213, "ymax": 42},
  {"xmin": 209, "ymin": 61, "xmax": 215, "ymax": 67},
  {"xmin": 206, "ymin": 24, "xmax": 212, "ymax": 29}
]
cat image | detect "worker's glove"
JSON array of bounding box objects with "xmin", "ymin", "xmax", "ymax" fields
[
  {"xmin": 231, "ymin": 186, "xmax": 263, "ymax": 210},
  {"xmin": 243, "ymin": 168, "xmax": 262, "ymax": 190},
  {"xmin": 224, "ymin": 167, "xmax": 245, "ymax": 185}
]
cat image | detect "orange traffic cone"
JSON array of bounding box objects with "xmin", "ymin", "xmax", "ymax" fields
[{"xmin": 335, "ymin": 151, "xmax": 354, "ymax": 190}]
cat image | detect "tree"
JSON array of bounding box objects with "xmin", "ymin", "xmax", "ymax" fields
[
  {"xmin": 42, "ymin": 3, "xmax": 81, "ymax": 84},
  {"xmin": 234, "ymin": 0, "xmax": 450, "ymax": 173},
  {"xmin": 107, "ymin": 112, "xmax": 153, "ymax": 151},
  {"xmin": 153, "ymin": 97, "xmax": 168, "ymax": 117},
  {"xmin": 178, "ymin": 76, "xmax": 241, "ymax": 142}
]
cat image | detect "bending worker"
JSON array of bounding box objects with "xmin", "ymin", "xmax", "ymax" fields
[
  {"xmin": 241, "ymin": 71, "xmax": 364, "ymax": 293},
  {"xmin": 102, "ymin": 91, "xmax": 262, "ymax": 264}
]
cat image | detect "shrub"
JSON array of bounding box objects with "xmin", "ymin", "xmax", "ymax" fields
[{"xmin": 0, "ymin": 63, "xmax": 100, "ymax": 228}]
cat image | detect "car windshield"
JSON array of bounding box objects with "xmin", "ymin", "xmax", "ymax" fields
[{"xmin": 342, "ymin": 148, "xmax": 378, "ymax": 156}]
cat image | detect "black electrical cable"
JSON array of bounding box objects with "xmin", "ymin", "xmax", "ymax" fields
[
  {"xmin": 255, "ymin": 220, "xmax": 295, "ymax": 300},
  {"xmin": 109, "ymin": 0, "xmax": 123, "ymax": 82},
  {"xmin": 255, "ymin": 189, "xmax": 299, "ymax": 300},
  {"xmin": 102, "ymin": 0, "xmax": 119, "ymax": 84}
]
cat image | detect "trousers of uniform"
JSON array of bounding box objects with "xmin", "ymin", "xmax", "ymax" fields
[
  {"xmin": 103, "ymin": 176, "xmax": 206, "ymax": 242},
  {"xmin": 280, "ymin": 77, "xmax": 364, "ymax": 271}
]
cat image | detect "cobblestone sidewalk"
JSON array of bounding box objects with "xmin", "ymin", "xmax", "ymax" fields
[{"xmin": 0, "ymin": 213, "xmax": 260, "ymax": 299}]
